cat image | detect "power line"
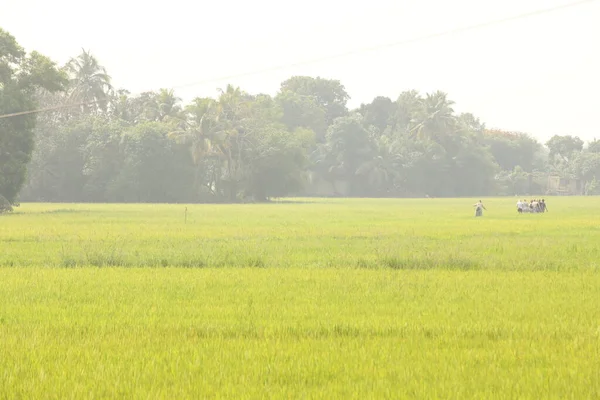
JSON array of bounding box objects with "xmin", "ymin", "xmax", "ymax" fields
[
  {"xmin": 0, "ymin": 100, "xmax": 106, "ymax": 120},
  {"xmin": 169, "ymin": 0, "xmax": 597, "ymax": 90},
  {"xmin": 0, "ymin": 0, "xmax": 596, "ymax": 120}
]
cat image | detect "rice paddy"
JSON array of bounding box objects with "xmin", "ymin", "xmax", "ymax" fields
[{"xmin": 1, "ymin": 197, "xmax": 599, "ymax": 398}]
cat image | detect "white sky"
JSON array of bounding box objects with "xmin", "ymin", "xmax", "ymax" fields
[{"xmin": 2, "ymin": 0, "xmax": 599, "ymax": 142}]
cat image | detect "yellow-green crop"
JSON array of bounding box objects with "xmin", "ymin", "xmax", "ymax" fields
[{"xmin": 1, "ymin": 198, "xmax": 599, "ymax": 398}]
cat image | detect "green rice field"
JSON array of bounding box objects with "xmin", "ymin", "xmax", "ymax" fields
[{"xmin": 1, "ymin": 198, "xmax": 599, "ymax": 398}]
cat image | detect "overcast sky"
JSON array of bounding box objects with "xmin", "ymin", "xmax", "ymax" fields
[{"xmin": 3, "ymin": 0, "xmax": 599, "ymax": 142}]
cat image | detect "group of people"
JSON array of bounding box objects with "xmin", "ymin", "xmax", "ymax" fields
[
  {"xmin": 472, "ymin": 198, "xmax": 549, "ymax": 217},
  {"xmin": 517, "ymin": 199, "xmax": 548, "ymax": 213}
]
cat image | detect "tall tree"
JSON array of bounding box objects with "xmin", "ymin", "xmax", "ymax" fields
[
  {"xmin": 65, "ymin": 49, "xmax": 112, "ymax": 113},
  {"xmin": 412, "ymin": 91, "xmax": 456, "ymax": 145},
  {"xmin": 587, "ymin": 139, "xmax": 600, "ymax": 153},
  {"xmin": 546, "ymin": 135, "xmax": 584, "ymax": 163},
  {"xmin": 483, "ymin": 130, "xmax": 541, "ymax": 172},
  {"xmin": 392, "ymin": 90, "xmax": 422, "ymax": 134},
  {"xmin": 112, "ymin": 122, "xmax": 194, "ymax": 202},
  {"xmin": 357, "ymin": 96, "xmax": 395, "ymax": 134},
  {"xmin": 572, "ymin": 152, "xmax": 600, "ymax": 188},
  {"xmin": 142, "ymin": 89, "xmax": 183, "ymax": 123},
  {"xmin": 244, "ymin": 125, "xmax": 313, "ymax": 201},
  {"xmin": 0, "ymin": 28, "xmax": 67, "ymax": 206},
  {"xmin": 277, "ymin": 76, "xmax": 349, "ymax": 141},
  {"xmin": 321, "ymin": 113, "xmax": 374, "ymax": 196},
  {"xmin": 170, "ymin": 97, "xmax": 222, "ymax": 200},
  {"xmin": 355, "ymin": 134, "xmax": 403, "ymax": 196}
]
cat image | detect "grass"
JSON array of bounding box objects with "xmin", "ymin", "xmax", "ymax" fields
[
  {"xmin": 1, "ymin": 197, "xmax": 599, "ymax": 398},
  {"xmin": 2, "ymin": 197, "xmax": 600, "ymax": 270}
]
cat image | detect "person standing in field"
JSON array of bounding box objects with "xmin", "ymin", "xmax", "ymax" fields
[
  {"xmin": 474, "ymin": 200, "xmax": 486, "ymax": 217},
  {"xmin": 517, "ymin": 199, "xmax": 523, "ymax": 213}
]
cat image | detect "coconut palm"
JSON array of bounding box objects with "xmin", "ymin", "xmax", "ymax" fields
[
  {"xmin": 65, "ymin": 49, "xmax": 112, "ymax": 113},
  {"xmin": 144, "ymin": 88, "xmax": 183, "ymax": 123},
  {"xmin": 411, "ymin": 91, "xmax": 456, "ymax": 142},
  {"xmin": 168, "ymin": 98, "xmax": 223, "ymax": 198}
]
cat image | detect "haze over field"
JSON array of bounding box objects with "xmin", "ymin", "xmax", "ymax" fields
[
  {"xmin": 3, "ymin": 2, "xmax": 600, "ymax": 395},
  {"xmin": 4, "ymin": 0, "xmax": 600, "ymax": 141}
]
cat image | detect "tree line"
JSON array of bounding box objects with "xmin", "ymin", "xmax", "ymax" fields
[{"xmin": 1, "ymin": 27, "xmax": 600, "ymax": 208}]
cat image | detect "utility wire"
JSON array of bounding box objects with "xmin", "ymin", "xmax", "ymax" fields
[
  {"xmin": 170, "ymin": 0, "xmax": 597, "ymax": 90},
  {"xmin": 0, "ymin": 100, "xmax": 106, "ymax": 119},
  {"xmin": 0, "ymin": 0, "xmax": 596, "ymax": 120}
]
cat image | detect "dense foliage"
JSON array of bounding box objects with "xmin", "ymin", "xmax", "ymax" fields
[
  {"xmin": 0, "ymin": 28, "xmax": 66, "ymax": 205},
  {"xmin": 2, "ymin": 28, "xmax": 600, "ymax": 204}
]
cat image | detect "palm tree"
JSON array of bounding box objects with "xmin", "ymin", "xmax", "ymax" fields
[
  {"xmin": 215, "ymin": 85, "xmax": 252, "ymax": 201},
  {"xmin": 170, "ymin": 85, "xmax": 252, "ymax": 201},
  {"xmin": 107, "ymin": 88, "xmax": 131, "ymax": 121},
  {"xmin": 355, "ymin": 135, "xmax": 401, "ymax": 194},
  {"xmin": 394, "ymin": 90, "xmax": 422, "ymax": 134},
  {"xmin": 169, "ymin": 98, "xmax": 223, "ymax": 198},
  {"xmin": 65, "ymin": 49, "xmax": 112, "ymax": 113},
  {"xmin": 144, "ymin": 89, "xmax": 183, "ymax": 123},
  {"xmin": 174, "ymin": 98, "xmax": 222, "ymax": 164},
  {"xmin": 411, "ymin": 91, "xmax": 456, "ymax": 142}
]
